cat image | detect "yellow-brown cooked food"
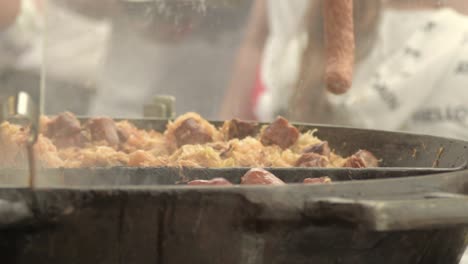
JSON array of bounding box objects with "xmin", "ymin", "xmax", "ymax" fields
[{"xmin": 0, "ymin": 112, "xmax": 379, "ymax": 169}]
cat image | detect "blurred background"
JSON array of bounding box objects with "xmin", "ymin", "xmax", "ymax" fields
[
  {"xmin": 1, "ymin": 0, "xmax": 252, "ymax": 119},
  {"xmin": 0, "ymin": 0, "xmax": 467, "ymax": 262},
  {"xmin": 1, "ymin": 0, "xmax": 468, "ymax": 140}
]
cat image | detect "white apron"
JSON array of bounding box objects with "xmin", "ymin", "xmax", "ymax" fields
[{"xmin": 258, "ymin": 5, "xmax": 468, "ymax": 140}]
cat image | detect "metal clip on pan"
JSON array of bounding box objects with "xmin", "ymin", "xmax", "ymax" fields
[
  {"xmin": 1, "ymin": 91, "xmax": 39, "ymax": 188},
  {"xmin": 0, "ymin": 91, "xmax": 39, "ymax": 145},
  {"xmin": 143, "ymin": 95, "xmax": 176, "ymax": 119}
]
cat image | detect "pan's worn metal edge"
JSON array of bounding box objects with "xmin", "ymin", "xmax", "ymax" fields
[
  {"xmin": 0, "ymin": 166, "xmax": 465, "ymax": 188},
  {"xmin": 0, "ymin": 170, "xmax": 466, "ymax": 231},
  {"xmin": 0, "ymin": 199, "xmax": 33, "ymax": 227},
  {"xmin": 303, "ymin": 195, "xmax": 468, "ymax": 231}
]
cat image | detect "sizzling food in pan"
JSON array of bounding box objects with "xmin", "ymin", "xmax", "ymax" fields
[{"xmin": 0, "ymin": 112, "xmax": 378, "ymax": 169}]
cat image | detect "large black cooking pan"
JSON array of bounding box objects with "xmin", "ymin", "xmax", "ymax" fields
[{"xmin": 0, "ymin": 119, "xmax": 467, "ymax": 264}]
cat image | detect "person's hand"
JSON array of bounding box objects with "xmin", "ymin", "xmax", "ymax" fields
[
  {"xmin": 220, "ymin": 0, "xmax": 268, "ymax": 121},
  {"xmin": 220, "ymin": 95, "xmax": 257, "ymax": 120},
  {"xmin": 288, "ymin": 81, "xmax": 333, "ymax": 124},
  {"xmin": 287, "ymin": 52, "xmax": 335, "ymax": 124},
  {"xmin": 0, "ymin": 0, "xmax": 20, "ymax": 30}
]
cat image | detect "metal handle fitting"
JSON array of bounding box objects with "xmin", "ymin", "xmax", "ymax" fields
[
  {"xmin": 143, "ymin": 95, "xmax": 176, "ymax": 119},
  {"xmin": 0, "ymin": 91, "xmax": 39, "ymax": 145}
]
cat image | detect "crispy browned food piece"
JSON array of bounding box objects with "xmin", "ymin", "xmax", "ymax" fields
[
  {"xmin": 117, "ymin": 121, "xmax": 168, "ymax": 156},
  {"xmin": 116, "ymin": 120, "xmax": 139, "ymax": 144},
  {"xmin": 45, "ymin": 112, "xmax": 84, "ymax": 148},
  {"xmin": 323, "ymin": 0, "xmax": 355, "ymax": 94},
  {"xmin": 303, "ymin": 177, "xmax": 332, "ymax": 184},
  {"xmin": 260, "ymin": 117, "xmax": 300, "ymax": 149},
  {"xmin": 5, "ymin": 111, "xmax": 379, "ymax": 169},
  {"xmin": 223, "ymin": 137, "xmax": 262, "ymax": 167},
  {"xmin": 0, "ymin": 122, "xmax": 27, "ymax": 167},
  {"xmin": 57, "ymin": 147, "xmax": 83, "ymax": 168},
  {"xmin": 296, "ymin": 153, "xmax": 329, "ymax": 167},
  {"xmin": 128, "ymin": 150, "xmax": 156, "ymax": 167},
  {"xmin": 206, "ymin": 142, "xmax": 232, "ymax": 159},
  {"xmin": 206, "ymin": 141, "xmax": 229, "ymax": 152},
  {"xmin": 303, "ymin": 141, "xmax": 331, "ymax": 157},
  {"xmin": 45, "ymin": 112, "xmax": 81, "ymax": 138},
  {"xmin": 355, "ymin": 150, "xmax": 379, "ymax": 167},
  {"xmin": 165, "ymin": 113, "xmax": 219, "ymax": 150},
  {"xmin": 39, "ymin": 116, "xmax": 52, "ymax": 134},
  {"xmin": 88, "ymin": 117, "xmax": 120, "ymax": 146},
  {"xmin": 291, "ymin": 130, "xmax": 322, "ymax": 153},
  {"xmin": 187, "ymin": 178, "xmax": 233, "ymax": 186},
  {"xmin": 222, "ymin": 119, "xmax": 258, "ymax": 140},
  {"xmin": 344, "ymin": 149, "xmax": 379, "ymax": 168},
  {"xmin": 174, "ymin": 118, "xmax": 212, "ymax": 147},
  {"xmin": 1, "ymin": 122, "xmax": 64, "ymax": 168},
  {"xmin": 34, "ymin": 135, "xmax": 64, "ymax": 168},
  {"xmin": 79, "ymin": 146, "xmax": 129, "ymax": 167},
  {"xmin": 117, "ymin": 129, "xmax": 129, "ymax": 143},
  {"xmin": 241, "ymin": 168, "xmax": 285, "ymax": 185},
  {"xmin": 343, "ymin": 155, "xmax": 366, "ymax": 168},
  {"xmin": 169, "ymin": 145, "xmax": 223, "ymax": 168}
]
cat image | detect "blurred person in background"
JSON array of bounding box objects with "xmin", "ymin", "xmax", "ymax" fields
[
  {"xmin": 0, "ymin": 0, "xmax": 108, "ymax": 115},
  {"xmin": 0, "ymin": 0, "xmax": 250, "ymax": 118},
  {"xmin": 221, "ymin": 0, "xmax": 468, "ymax": 140},
  {"xmin": 55, "ymin": 0, "xmax": 251, "ymax": 119},
  {"xmin": 0, "ymin": 0, "xmax": 41, "ymax": 69},
  {"xmin": 38, "ymin": 1, "xmax": 111, "ymax": 115},
  {"xmin": 0, "ymin": 0, "xmax": 42, "ymax": 98}
]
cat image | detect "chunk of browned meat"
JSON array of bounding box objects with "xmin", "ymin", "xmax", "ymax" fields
[
  {"xmin": 260, "ymin": 117, "xmax": 299, "ymax": 149},
  {"xmin": 88, "ymin": 117, "xmax": 120, "ymax": 146},
  {"xmin": 187, "ymin": 178, "xmax": 233, "ymax": 186},
  {"xmin": 343, "ymin": 155, "xmax": 366, "ymax": 168},
  {"xmin": 241, "ymin": 168, "xmax": 285, "ymax": 185},
  {"xmin": 206, "ymin": 142, "xmax": 232, "ymax": 158},
  {"xmin": 303, "ymin": 141, "xmax": 331, "ymax": 157},
  {"xmin": 45, "ymin": 112, "xmax": 83, "ymax": 148},
  {"xmin": 117, "ymin": 128, "xmax": 130, "ymax": 143},
  {"xmin": 225, "ymin": 119, "xmax": 258, "ymax": 140},
  {"xmin": 128, "ymin": 150, "xmax": 156, "ymax": 167},
  {"xmin": 303, "ymin": 177, "xmax": 332, "ymax": 184},
  {"xmin": 206, "ymin": 142, "xmax": 229, "ymax": 152},
  {"xmin": 355, "ymin": 150, "xmax": 379, "ymax": 167},
  {"xmin": 46, "ymin": 112, "xmax": 81, "ymax": 138},
  {"xmin": 296, "ymin": 153, "xmax": 329, "ymax": 167},
  {"xmin": 174, "ymin": 118, "xmax": 213, "ymax": 147},
  {"xmin": 343, "ymin": 149, "xmax": 379, "ymax": 168}
]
